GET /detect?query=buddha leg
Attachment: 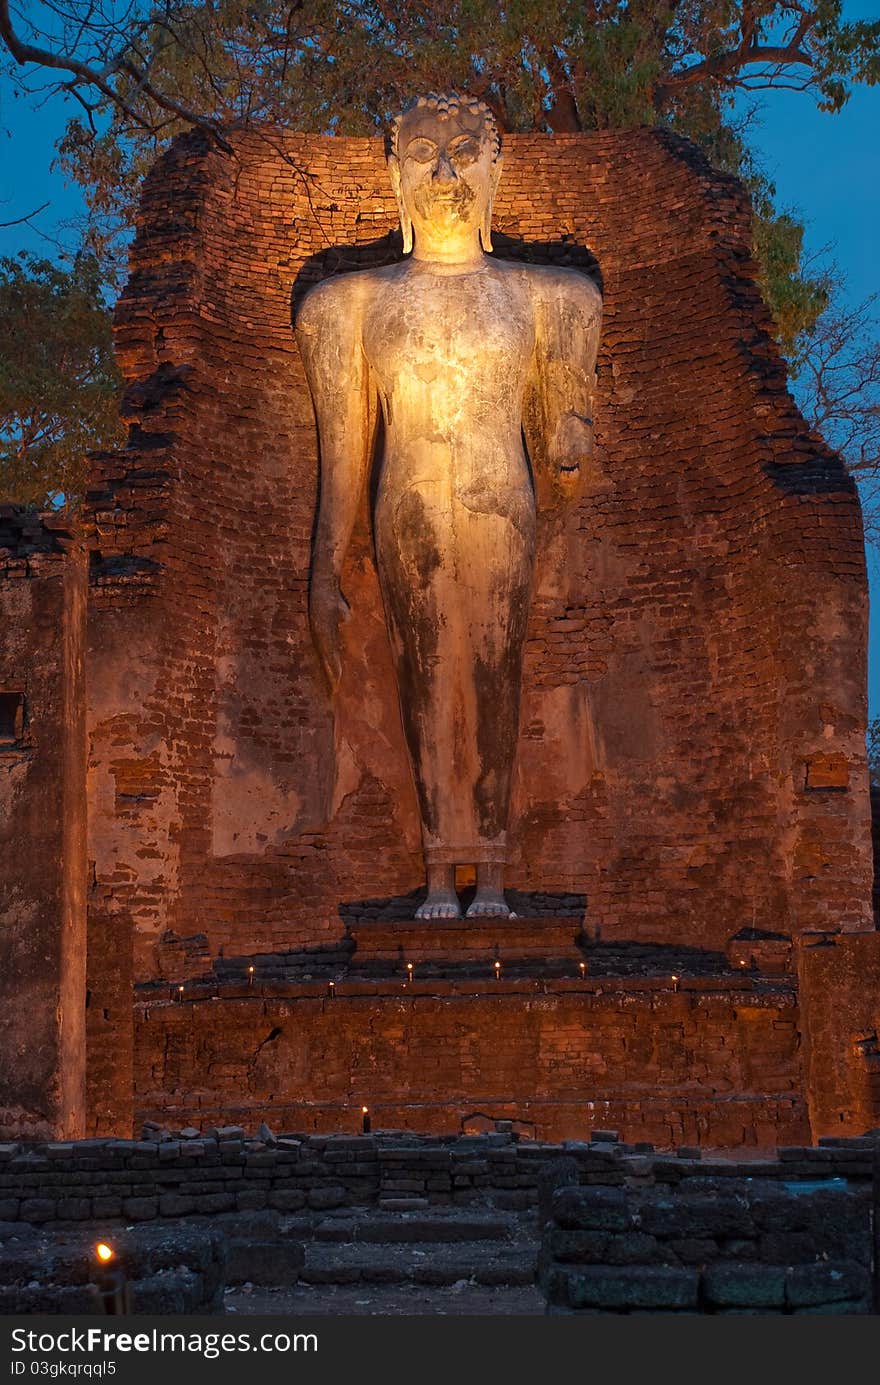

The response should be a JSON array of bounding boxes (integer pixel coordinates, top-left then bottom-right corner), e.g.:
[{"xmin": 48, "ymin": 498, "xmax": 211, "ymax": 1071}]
[
  {"xmin": 466, "ymin": 861, "xmax": 513, "ymax": 918},
  {"xmin": 376, "ymin": 480, "xmax": 534, "ymax": 896},
  {"xmin": 415, "ymin": 863, "xmax": 461, "ymax": 920}
]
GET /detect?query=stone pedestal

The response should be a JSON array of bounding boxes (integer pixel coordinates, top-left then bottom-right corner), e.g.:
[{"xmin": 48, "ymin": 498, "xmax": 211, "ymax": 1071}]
[
  {"xmin": 348, "ymin": 916, "xmax": 587, "ymax": 967},
  {"xmin": 133, "ymin": 945, "xmax": 809, "ymax": 1148}
]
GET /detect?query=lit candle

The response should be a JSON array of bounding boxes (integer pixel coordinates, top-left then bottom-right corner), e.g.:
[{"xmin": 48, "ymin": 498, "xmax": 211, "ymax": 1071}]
[
  {"xmin": 177, "ymin": 985, "xmax": 184, "ymax": 1002},
  {"xmin": 94, "ymin": 1242, "xmax": 127, "ymax": 1315},
  {"xmin": 671, "ymin": 974, "xmax": 679, "ymax": 992},
  {"xmin": 328, "ymin": 979, "xmax": 336, "ymax": 998},
  {"xmin": 494, "ymin": 959, "xmax": 501, "ymax": 980},
  {"xmin": 579, "ymin": 961, "xmax": 586, "ymax": 979},
  {"xmin": 362, "ymin": 1105, "xmax": 371, "ymax": 1134},
  {"xmin": 248, "ymin": 965, "xmax": 255, "ymax": 986},
  {"xmin": 406, "ymin": 962, "xmax": 414, "ymax": 983}
]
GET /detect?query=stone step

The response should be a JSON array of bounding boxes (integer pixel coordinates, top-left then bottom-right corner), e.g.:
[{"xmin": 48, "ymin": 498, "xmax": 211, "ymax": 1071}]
[
  {"xmin": 311, "ymin": 1213, "xmax": 516, "ymax": 1243},
  {"xmin": 300, "ymin": 1240, "xmax": 537, "ymax": 1288},
  {"xmin": 224, "ymin": 1281, "xmax": 547, "ymax": 1316}
]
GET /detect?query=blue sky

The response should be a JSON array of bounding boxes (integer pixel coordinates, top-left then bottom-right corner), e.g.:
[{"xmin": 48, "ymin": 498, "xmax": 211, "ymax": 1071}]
[
  {"xmin": 1, "ymin": 8, "xmax": 878, "ymax": 714},
  {"xmin": 728, "ymin": 61, "xmax": 880, "ymax": 716}
]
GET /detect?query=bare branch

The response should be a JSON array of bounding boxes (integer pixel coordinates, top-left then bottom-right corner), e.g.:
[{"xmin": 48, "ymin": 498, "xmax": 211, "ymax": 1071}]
[
  {"xmin": 0, "ymin": 200, "xmax": 50, "ymax": 228},
  {"xmin": 795, "ymin": 288, "xmax": 880, "ymax": 483},
  {"xmin": 657, "ymin": 41, "xmax": 815, "ymax": 106},
  {"xmin": 0, "ymin": 0, "xmax": 232, "ymax": 149}
]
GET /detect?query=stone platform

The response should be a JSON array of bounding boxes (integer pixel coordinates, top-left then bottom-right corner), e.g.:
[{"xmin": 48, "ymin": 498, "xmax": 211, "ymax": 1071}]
[
  {"xmin": 120, "ymin": 929, "xmax": 879, "ymax": 1148},
  {"xmin": 133, "ymin": 962, "xmax": 808, "ymax": 1147},
  {"xmin": 347, "ymin": 916, "xmax": 587, "ymax": 966}
]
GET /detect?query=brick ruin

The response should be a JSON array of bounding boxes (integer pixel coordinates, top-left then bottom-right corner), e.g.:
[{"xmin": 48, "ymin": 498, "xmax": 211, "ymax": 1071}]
[
  {"xmin": 3, "ymin": 1131, "xmax": 877, "ymax": 1314},
  {"xmin": 0, "ymin": 127, "xmax": 876, "ymax": 1146}
]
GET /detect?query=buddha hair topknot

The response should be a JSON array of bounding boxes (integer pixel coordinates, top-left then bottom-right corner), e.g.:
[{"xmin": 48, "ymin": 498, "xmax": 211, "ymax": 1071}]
[{"xmin": 386, "ymin": 92, "xmax": 502, "ymax": 162}]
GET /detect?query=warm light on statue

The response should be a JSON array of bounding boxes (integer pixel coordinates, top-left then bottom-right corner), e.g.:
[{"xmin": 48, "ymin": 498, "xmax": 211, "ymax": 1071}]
[{"xmin": 297, "ymin": 92, "xmax": 602, "ymax": 921}]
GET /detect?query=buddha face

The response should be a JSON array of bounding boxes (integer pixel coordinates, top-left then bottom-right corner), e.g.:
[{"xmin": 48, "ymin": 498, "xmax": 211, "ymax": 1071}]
[{"xmin": 388, "ymin": 103, "xmax": 501, "ymax": 253}]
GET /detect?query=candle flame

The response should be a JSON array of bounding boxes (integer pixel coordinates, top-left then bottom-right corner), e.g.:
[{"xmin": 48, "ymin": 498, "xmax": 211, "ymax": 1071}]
[
  {"xmin": 95, "ymin": 1242, "xmax": 114, "ymax": 1263},
  {"xmin": 362, "ymin": 1105, "xmax": 369, "ymax": 1114}
]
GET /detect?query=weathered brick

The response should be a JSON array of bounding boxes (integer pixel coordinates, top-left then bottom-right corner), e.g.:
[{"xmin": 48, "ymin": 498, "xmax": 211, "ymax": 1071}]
[{"xmin": 702, "ymin": 1263, "xmax": 786, "ymax": 1309}]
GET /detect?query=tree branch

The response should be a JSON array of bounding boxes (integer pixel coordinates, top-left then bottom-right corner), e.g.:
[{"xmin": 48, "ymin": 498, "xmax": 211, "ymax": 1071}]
[
  {"xmin": 0, "ymin": 200, "xmax": 50, "ymax": 228},
  {"xmin": 544, "ymin": 46, "xmax": 582, "ymax": 133},
  {"xmin": 655, "ymin": 40, "xmax": 815, "ymax": 107},
  {"xmin": 0, "ymin": 0, "xmax": 233, "ymax": 150}
]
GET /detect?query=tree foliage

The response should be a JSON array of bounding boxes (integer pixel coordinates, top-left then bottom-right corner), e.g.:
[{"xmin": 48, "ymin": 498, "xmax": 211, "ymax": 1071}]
[
  {"xmin": 4, "ymin": 1, "xmax": 880, "ymax": 139},
  {"xmin": 0, "ymin": 253, "xmax": 124, "ymax": 506}
]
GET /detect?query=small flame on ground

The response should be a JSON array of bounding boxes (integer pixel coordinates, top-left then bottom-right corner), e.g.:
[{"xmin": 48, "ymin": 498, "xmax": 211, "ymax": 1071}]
[{"xmin": 95, "ymin": 1242, "xmax": 113, "ymax": 1263}]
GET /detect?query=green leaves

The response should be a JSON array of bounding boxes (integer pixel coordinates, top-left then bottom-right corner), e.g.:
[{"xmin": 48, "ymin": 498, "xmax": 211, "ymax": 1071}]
[
  {"xmin": 0, "ymin": 253, "xmax": 124, "ymax": 508},
  {"xmin": 753, "ymin": 209, "xmax": 831, "ymax": 359}
]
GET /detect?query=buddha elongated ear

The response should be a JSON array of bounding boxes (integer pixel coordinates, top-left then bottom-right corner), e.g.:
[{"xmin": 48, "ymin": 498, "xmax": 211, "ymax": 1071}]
[
  {"xmin": 387, "ymin": 154, "xmax": 413, "ymax": 255},
  {"xmin": 479, "ymin": 154, "xmax": 503, "ymax": 253}
]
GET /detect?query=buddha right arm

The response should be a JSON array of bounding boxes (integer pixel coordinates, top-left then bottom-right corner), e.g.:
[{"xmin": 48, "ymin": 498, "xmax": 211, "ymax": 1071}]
[
  {"xmin": 524, "ymin": 268, "xmax": 603, "ymax": 509},
  {"xmin": 295, "ymin": 278, "xmax": 374, "ymax": 694}
]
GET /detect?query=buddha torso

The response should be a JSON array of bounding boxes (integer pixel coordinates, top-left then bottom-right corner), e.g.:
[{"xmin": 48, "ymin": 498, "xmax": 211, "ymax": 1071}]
[{"xmin": 362, "ymin": 257, "xmax": 536, "ymax": 528}]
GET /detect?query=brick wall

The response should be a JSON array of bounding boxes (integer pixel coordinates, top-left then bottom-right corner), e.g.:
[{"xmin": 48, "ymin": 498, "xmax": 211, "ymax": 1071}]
[
  {"xmin": 2, "ymin": 127, "xmax": 870, "ymax": 1142},
  {"xmin": 74, "ymin": 128, "xmax": 873, "ymax": 1137},
  {"xmin": 540, "ymin": 1176, "xmax": 873, "ymax": 1313},
  {"xmin": 130, "ymin": 976, "xmax": 808, "ymax": 1147},
  {"xmin": 85, "ymin": 128, "xmax": 871, "ymax": 995},
  {"xmin": 0, "ymin": 1129, "xmax": 873, "ymax": 1227},
  {"xmin": 0, "ymin": 510, "xmax": 88, "ymax": 1138},
  {"xmin": 797, "ymin": 931, "xmax": 880, "ymax": 1136}
]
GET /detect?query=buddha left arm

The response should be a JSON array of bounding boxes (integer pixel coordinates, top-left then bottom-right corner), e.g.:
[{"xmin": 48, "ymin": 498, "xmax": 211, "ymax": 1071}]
[{"xmin": 524, "ymin": 270, "xmax": 603, "ymax": 506}]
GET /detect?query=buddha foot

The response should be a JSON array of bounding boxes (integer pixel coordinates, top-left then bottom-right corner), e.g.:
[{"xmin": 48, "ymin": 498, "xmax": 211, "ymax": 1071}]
[
  {"xmin": 466, "ymin": 891, "xmax": 514, "ymax": 918},
  {"xmin": 415, "ymin": 891, "xmax": 462, "ymax": 919}
]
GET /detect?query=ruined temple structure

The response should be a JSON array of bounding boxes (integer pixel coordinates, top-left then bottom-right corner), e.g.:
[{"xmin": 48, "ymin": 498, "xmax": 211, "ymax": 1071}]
[{"xmin": 1, "ymin": 127, "xmax": 878, "ymax": 1146}]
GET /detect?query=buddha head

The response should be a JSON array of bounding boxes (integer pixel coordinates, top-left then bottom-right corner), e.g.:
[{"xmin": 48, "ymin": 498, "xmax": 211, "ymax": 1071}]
[{"xmin": 386, "ymin": 92, "xmax": 503, "ymax": 255}]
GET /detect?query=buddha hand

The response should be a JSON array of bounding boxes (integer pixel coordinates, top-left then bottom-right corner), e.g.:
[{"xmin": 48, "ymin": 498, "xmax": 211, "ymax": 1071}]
[{"xmin": 553, "ymin": 410, "xmax": 596, "ymax": 499}]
